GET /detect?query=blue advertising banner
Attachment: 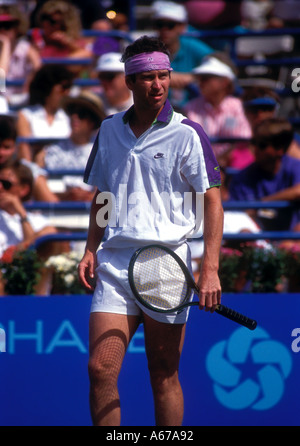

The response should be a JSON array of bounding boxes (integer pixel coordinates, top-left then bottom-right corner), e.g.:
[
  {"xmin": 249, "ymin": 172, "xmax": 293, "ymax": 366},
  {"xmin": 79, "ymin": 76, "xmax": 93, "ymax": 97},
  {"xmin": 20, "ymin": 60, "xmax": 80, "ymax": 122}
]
[{"xmin": 0, "ymin": 293, "xmax": 299, "ymax": 426}]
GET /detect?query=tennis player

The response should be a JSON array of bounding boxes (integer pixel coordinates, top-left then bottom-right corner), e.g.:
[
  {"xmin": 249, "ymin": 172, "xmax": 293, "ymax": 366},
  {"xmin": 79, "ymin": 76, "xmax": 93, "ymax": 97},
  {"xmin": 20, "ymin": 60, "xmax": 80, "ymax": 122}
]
[{"xmin": 78, "ymin": 36, "xmax": 224, "ymax": 426}]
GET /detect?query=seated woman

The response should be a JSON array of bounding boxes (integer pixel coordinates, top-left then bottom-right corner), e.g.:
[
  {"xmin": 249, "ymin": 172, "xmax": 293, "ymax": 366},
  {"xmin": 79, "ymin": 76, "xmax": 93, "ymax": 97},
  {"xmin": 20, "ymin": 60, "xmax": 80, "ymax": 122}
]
[
  {"xmin": 183, "ymin": 52, "xmax": 253, "ymax": 169},
  {"xmin": 16, "ymin": 64, "xmax": 74, "ymax": 162},
  {"xmin": 0, "ymin": 114, "xmax": 58, "ymax": 202},
  {"xmin": 30, "ymin": 0, "xmax": 92, "ymax": 60},
  {"xmin": 0, "ymin": 3, "xmax": 42, "ymax": 106},
  {"xmin": 242, "ymin": 85, "xmax": 300, "ymax": 160},
  {"xmin": 0, "ymin": 160, "xmax": 65, "ymax": 294},
  {"xmin": 36, "ymin": 90, "xmax": 106, "ymax": 201}
]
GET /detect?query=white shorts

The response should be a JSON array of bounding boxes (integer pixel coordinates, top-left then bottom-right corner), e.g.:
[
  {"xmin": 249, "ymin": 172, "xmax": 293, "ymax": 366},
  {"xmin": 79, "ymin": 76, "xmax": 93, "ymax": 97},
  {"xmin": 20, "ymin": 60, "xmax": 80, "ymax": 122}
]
[{"xmin": 90, "ymin": 243, "xmax": 193, "ymax": 324}]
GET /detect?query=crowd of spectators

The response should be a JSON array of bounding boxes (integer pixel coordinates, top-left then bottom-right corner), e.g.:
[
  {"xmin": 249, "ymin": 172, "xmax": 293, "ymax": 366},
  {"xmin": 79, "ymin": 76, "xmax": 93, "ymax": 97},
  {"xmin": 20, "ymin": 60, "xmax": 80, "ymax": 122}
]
[{"xmin": 0, "ymin": 0, "xmax": 300, "ymax": 294}]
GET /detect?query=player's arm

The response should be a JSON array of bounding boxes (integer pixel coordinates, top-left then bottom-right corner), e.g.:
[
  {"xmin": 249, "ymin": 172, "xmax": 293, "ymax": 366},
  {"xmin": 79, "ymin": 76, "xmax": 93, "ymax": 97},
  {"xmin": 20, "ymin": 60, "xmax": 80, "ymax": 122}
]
[
  {"xmin": 197, "ymin": 186, "xmax": 224, "ymax": 312},
  {"xmin": 78, "ymin": 189, "xmax": 106, "ymax": 290}
]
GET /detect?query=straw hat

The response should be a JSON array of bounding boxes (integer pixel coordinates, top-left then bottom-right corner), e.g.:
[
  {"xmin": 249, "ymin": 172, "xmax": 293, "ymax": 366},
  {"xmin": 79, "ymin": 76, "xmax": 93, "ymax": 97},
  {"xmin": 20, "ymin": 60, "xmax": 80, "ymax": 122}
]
[{"xmin": 62, "ymin": 90, "xmax": 106, "ymax": 121}]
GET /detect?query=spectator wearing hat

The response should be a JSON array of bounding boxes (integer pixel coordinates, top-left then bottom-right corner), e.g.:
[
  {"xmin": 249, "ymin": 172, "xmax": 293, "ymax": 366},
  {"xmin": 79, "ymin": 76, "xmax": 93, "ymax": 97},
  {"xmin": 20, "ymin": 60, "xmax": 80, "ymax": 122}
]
[
  {"xmin": 95, "ymin": 52, "xmax": 133, "ymax": 116},
  {"xmin": 152, "ymin": 1, "xmax": 214, "ymax": 110},
  {"xmin": 229, "ymin": 117, "xmax": 300, "ymax": 237},
  {"xmin": 242, "ymin": 87, "xmax": 280, "ymax": 129},
  {"xmin": 183, "ymin": 53, "xmax": 253, "ymax": 168},
  {"xmin": 242, "ymin": 86, "xmax": 300, "ymax": 160},
  {"xmin": 37, "ymin": 90, "xmax": 106, "ymax": 201}
]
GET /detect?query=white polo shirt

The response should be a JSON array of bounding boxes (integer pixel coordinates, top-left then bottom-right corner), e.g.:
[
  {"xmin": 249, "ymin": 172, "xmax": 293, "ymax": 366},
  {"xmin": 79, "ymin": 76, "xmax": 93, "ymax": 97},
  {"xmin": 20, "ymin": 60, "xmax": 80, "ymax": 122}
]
[{"xmin": 84, "ymin": 100, "xmax": 221, "ymax": 249}]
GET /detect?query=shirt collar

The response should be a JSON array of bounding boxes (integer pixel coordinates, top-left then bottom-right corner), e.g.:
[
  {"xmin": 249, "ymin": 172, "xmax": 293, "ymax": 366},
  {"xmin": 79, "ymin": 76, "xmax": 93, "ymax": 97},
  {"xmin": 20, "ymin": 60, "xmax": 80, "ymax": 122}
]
[{"xmin": 123, "ymin": 100, "xmax": 174, "ymax": 125}]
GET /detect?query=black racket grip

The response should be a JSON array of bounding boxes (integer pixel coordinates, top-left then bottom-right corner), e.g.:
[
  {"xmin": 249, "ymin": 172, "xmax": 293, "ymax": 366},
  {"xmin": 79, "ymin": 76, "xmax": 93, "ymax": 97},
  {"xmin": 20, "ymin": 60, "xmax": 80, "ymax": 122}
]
[{"xmin": 216, "ymin": 304, "xmax": 257, "ymax": 330}]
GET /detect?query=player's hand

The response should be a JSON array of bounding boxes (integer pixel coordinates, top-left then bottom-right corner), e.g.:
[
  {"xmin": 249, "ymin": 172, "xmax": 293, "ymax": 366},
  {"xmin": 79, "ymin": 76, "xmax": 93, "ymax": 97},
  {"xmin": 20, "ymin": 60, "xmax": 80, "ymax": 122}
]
[
  {"xmin": 78, "ymin": 249, "xmax": 97, "ymax": 291},
  {"xmin": 196, "ymin": 269, "xmax": 221, "ymax": 313}
]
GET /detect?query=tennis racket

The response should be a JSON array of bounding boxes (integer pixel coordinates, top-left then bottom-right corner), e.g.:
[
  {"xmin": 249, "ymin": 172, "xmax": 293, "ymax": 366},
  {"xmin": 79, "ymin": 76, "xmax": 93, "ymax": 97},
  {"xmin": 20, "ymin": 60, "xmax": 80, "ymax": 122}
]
[{"xmin": 128, "ymin": 244, "xmax": 257, "ymax": 330}]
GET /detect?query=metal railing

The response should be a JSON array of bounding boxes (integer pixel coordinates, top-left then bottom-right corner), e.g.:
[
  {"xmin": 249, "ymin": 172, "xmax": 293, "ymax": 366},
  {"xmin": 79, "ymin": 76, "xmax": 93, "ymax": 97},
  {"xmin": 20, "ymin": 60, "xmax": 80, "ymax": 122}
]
[
  {"xmin": 6, "ymin": 26, "xmax": 300, "ymax": 89},
  {"xmin": 25, "ymin": 199, "xmax": 298, "ymax": 213},
  {"xmin": 32, "ymin": 228, "xmax": 300, "ymax": 250},
  {"xmin": 29, "ymin": 197, "xmax": 300, "ymax": 248}
]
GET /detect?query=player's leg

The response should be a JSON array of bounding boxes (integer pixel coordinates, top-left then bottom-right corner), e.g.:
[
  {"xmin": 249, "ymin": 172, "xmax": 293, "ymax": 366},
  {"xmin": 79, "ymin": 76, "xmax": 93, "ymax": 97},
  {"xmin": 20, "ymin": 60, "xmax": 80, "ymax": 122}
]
[
  {"xmin": 88, "ymin": 311, "xmax": 141, "ymax": 426},
  {"xmin": 143, "ymin": 313, "xmax": 186, "ymax": 426}
]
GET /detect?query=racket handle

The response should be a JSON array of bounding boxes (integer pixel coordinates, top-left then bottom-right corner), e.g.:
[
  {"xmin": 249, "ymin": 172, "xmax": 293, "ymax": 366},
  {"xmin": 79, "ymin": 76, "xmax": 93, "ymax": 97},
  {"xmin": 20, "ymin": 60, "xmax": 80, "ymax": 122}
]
[{"xmin": 216, "ymin": 304, "xmax": 257, "ymax": 330}]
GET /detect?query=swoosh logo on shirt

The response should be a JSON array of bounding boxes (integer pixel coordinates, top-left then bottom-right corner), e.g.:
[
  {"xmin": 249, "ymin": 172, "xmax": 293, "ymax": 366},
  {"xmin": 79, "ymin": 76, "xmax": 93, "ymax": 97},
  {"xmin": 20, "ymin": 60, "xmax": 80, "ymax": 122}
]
[{"xmin": 154, "ymin": 153, "xmax": 164, "ymax": 159}]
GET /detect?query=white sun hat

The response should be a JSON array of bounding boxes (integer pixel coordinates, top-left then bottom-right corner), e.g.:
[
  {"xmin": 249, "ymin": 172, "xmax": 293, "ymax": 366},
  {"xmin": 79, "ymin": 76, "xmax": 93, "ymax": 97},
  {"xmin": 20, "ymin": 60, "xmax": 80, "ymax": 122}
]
[
  {"xmin": 193, "ymin": 56, "xmax": 236, "ymax": 80},
  {"xmin": 152, "ymin": 1, "xmax": 188, "ymax": 23},
  {"xmin": 96, "ymin": 52, "xmax": 124, "ymax": 73}
]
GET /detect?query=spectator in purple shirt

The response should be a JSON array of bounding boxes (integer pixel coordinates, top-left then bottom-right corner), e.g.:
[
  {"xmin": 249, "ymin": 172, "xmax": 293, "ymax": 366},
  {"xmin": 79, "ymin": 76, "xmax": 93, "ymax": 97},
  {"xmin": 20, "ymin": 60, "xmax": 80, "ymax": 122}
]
[{"xmin": 229, "ymin": 117, "xmax": 300, "ymax": 233}]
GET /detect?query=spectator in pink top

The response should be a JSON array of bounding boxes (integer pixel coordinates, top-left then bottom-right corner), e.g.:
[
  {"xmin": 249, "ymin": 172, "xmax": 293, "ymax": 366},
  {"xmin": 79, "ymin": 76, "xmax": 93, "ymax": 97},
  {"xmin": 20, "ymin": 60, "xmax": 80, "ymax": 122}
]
[{"xmin": 183, "ymin": 53, "xmax": 253, "ymax": 168}]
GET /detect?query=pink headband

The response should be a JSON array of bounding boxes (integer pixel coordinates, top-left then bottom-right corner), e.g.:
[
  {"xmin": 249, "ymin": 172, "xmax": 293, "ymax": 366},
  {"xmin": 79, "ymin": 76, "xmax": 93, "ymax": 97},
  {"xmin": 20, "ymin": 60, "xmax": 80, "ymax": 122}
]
[{"xmin": 124, "ymin": 52, "xmax": 173, "ymax": 76}]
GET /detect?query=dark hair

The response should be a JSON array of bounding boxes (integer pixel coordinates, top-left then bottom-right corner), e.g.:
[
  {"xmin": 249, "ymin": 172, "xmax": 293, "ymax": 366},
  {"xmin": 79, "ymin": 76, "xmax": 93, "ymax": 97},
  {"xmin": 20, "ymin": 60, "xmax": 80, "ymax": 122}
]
[
  {"xmin": 0, "ymin": 116, "xmax": 17, "ymax": 142},
  {"xmin": 29, "ymin": 64, "xmax": 74, "ymax": 105},
  {"xmin": 1, "ymin": 159, "xmax": 33, "ymax": 201},
  {"xmin": 252, "ymin": 118, "xmax": 294, "ymax": 153},
  {"xmin": 121, "ymin": 35, "xmax": 170, "ymax": 62}
]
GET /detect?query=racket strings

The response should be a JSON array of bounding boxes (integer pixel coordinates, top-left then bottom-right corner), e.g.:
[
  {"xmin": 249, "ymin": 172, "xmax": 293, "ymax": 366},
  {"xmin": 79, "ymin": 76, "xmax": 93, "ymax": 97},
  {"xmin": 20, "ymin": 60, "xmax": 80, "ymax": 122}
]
[{"xmin": 133, "ymin": 247, "xmax": 189, "ymax": 310}]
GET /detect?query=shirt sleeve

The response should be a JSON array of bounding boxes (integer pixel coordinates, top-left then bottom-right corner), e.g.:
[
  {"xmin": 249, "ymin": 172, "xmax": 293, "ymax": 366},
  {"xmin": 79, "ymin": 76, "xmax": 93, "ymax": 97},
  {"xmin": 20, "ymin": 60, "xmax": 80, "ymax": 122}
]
[
  {"xmin": 83, "ymin": 131, "xmax": 105, "ymax": 191},
  {"xmin": 84, "ymin": 118, "xmax": 112, "ymax": 191},
  {"xmin": 181, "ymin": 118, "xmax": 221, "ymax": 189}
]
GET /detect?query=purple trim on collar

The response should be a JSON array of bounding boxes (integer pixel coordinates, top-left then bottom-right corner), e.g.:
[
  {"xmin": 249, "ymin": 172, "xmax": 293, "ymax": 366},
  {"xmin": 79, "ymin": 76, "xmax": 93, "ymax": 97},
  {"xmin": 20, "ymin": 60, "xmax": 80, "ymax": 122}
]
[{"xmin": 155, "ymin": 100, "xmax": 174, "ymax": 123}]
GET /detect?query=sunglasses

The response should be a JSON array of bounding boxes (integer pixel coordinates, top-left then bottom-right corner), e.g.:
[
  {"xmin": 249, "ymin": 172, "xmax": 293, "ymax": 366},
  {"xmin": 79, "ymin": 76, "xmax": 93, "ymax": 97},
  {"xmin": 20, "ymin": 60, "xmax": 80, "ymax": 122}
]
[
  {"xmin": 155, "ymin": 20, "xmax": 179, "ymax": 30},
  {"xmin": 68, "ymin": 107, "xmax": 94, "ymax": 120},
  {"xmin": 98, "ymin": 72, "xmax": 119, "ymax": 82},
  {"xmin": 0, "ymin": 178, "xmax": 15, "ymax": 190},
  {"xmin": 254, "ymin": 140, "xmax": 284, "ymax": 151},
  {"xmin": 41, "ymin": 14, "xmax": 66, "ymax": 30},
  {"xmin": 0, "ymin": 21, "xmax": 18, "ymax": 30}
]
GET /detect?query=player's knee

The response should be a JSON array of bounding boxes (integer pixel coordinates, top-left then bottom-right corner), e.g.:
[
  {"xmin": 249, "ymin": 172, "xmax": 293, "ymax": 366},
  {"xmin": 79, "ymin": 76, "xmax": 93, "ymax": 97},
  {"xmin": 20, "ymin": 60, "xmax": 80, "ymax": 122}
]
[
  {"xmin": 150, "ymin": 370, "xmax": 180, "ymax": 395},
  {"xmin": 148, "ymin": 358, "xmax": 179, "ymax": 389},
  {"xmin": 88, "ymin": 357, "xmax": 119, "ymax": 386}
]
